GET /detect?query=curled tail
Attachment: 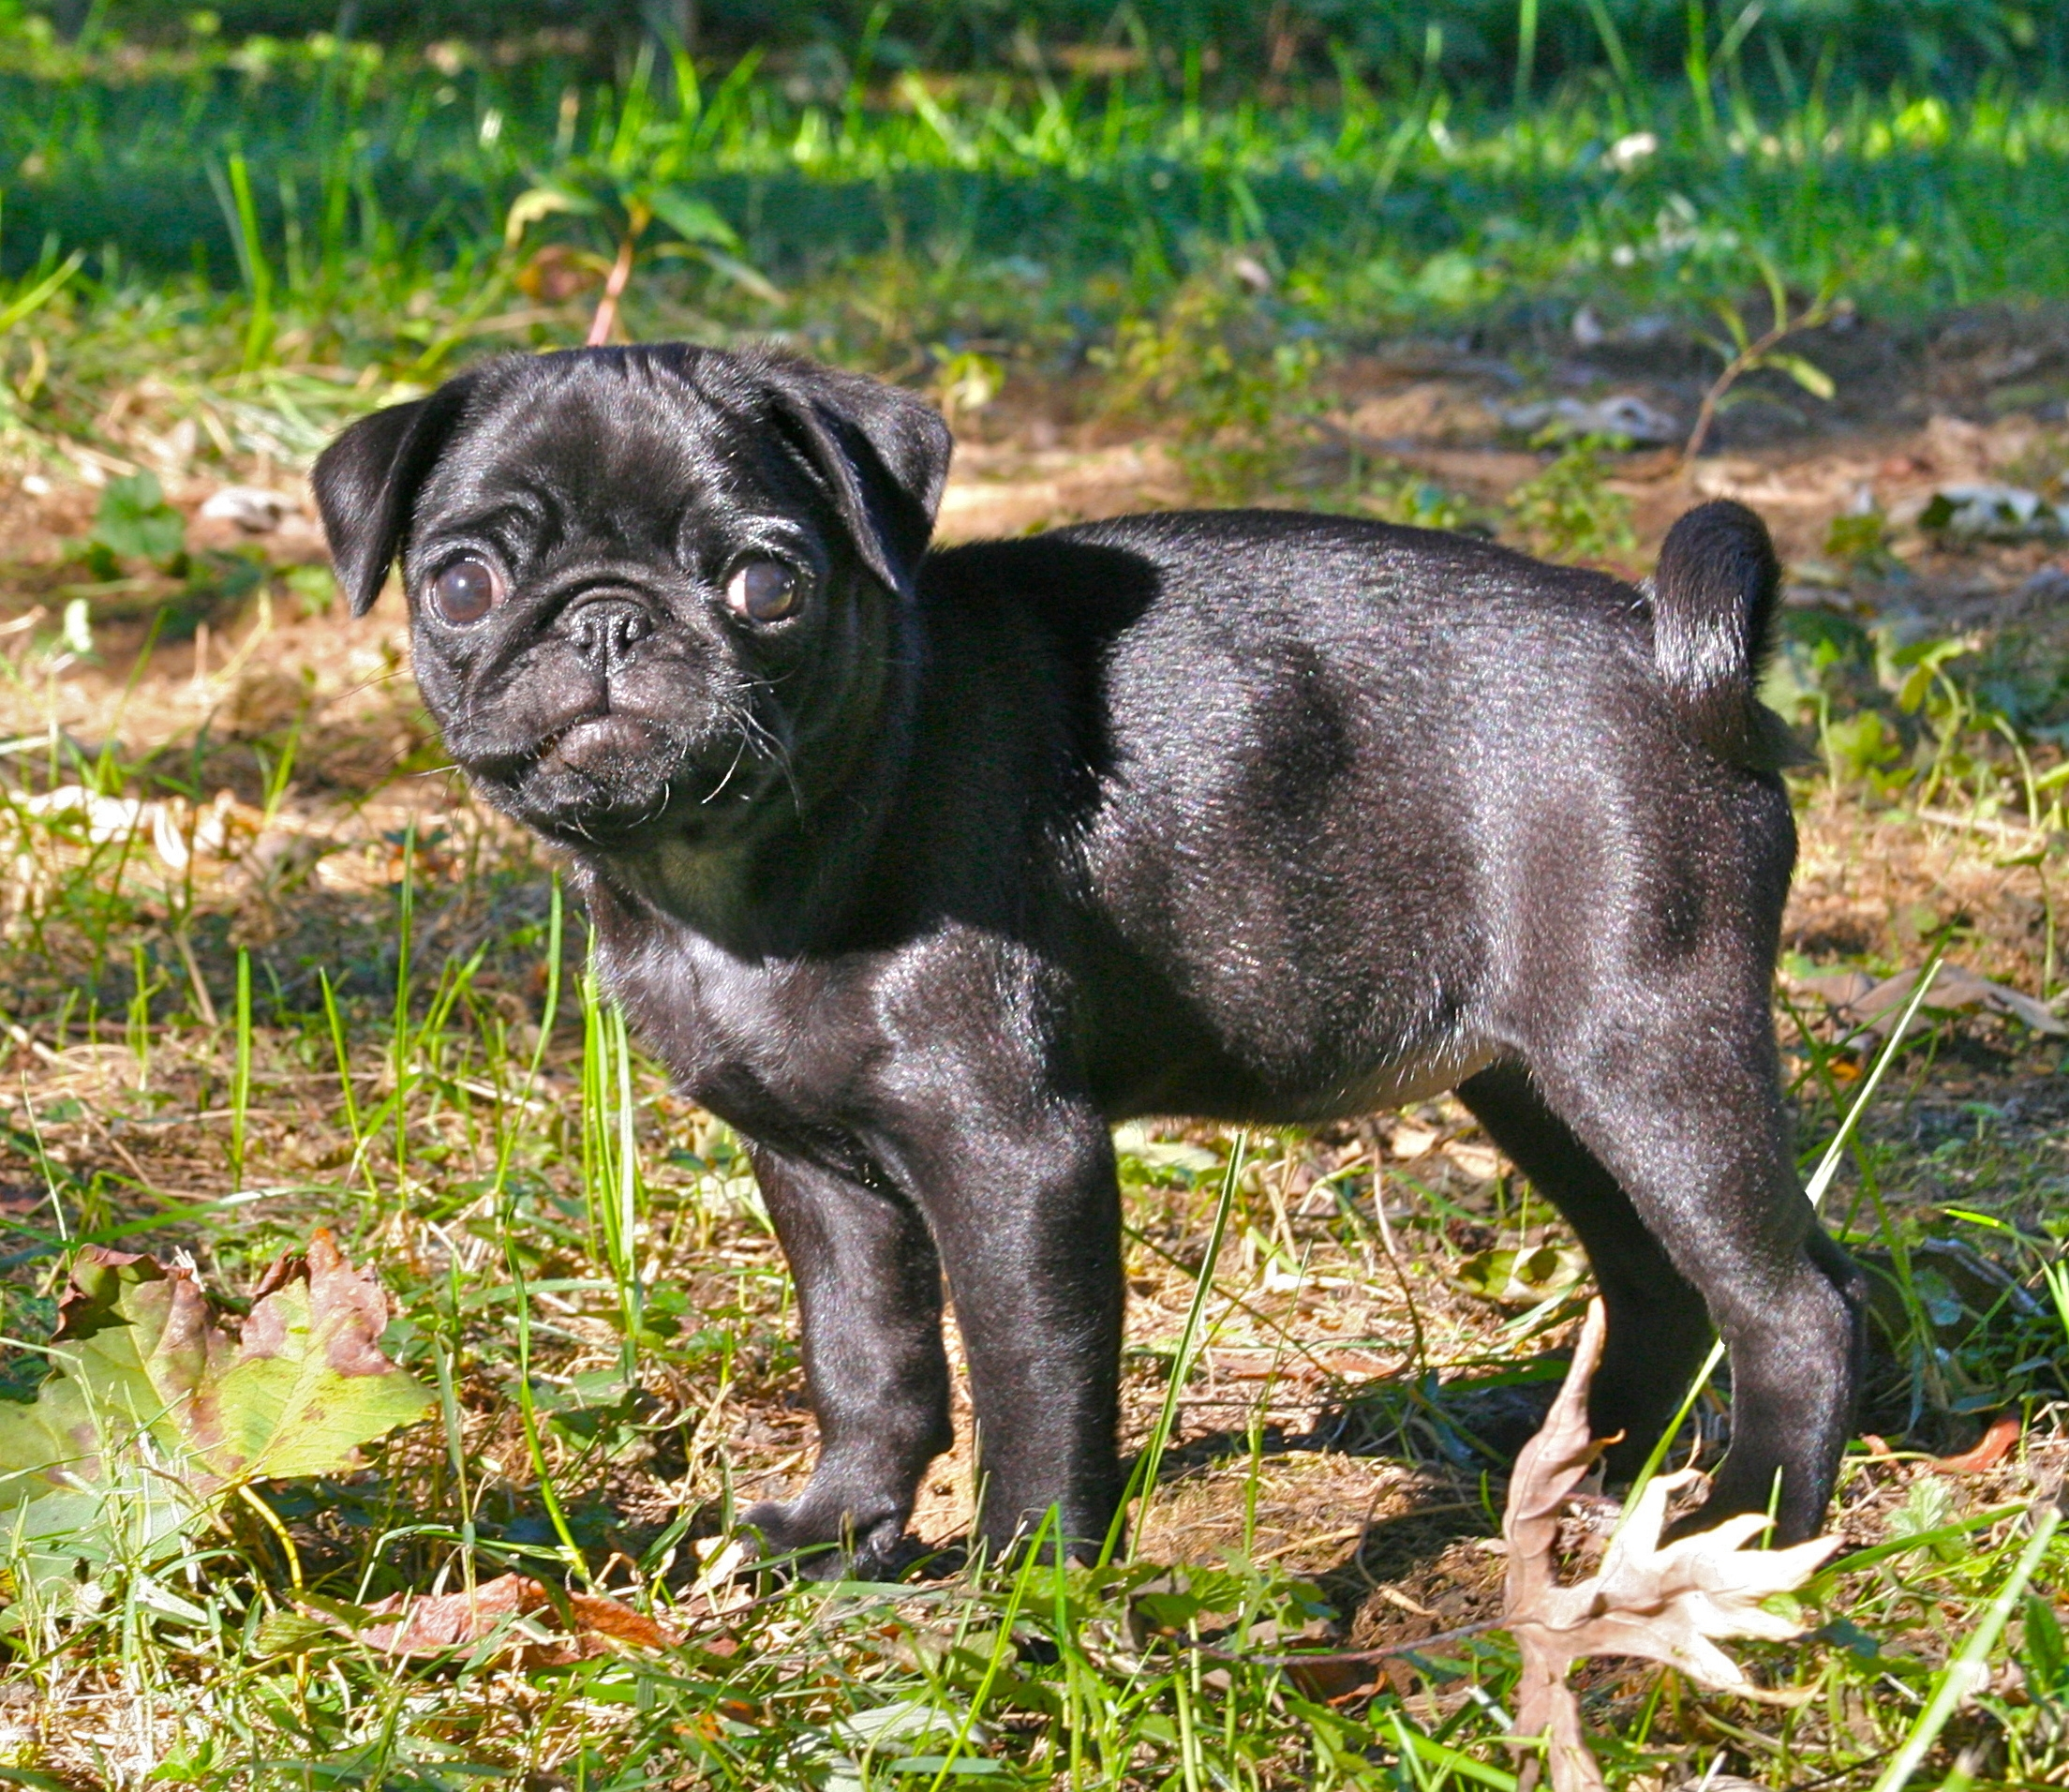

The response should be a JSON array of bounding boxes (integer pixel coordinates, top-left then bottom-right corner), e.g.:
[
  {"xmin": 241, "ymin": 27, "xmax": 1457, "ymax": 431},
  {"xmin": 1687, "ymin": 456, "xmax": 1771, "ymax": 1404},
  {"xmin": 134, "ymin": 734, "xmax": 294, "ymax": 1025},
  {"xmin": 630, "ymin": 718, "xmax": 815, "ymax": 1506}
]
[{"xmin": 1649, "ymin": 500, "xmax": 1800, "ymax": 770}]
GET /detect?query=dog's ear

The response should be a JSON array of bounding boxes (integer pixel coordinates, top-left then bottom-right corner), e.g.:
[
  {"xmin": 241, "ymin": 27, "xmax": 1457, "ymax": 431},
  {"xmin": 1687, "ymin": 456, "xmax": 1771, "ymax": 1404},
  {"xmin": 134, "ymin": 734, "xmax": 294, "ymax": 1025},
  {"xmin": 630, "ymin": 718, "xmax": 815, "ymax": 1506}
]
[
  {"xmin": 758, "ymin": 361, "xmax": 952, "ymax": 598},
  {"xmin": 311, "ymin": 375, "xmax": 480, "ymax": 617}
]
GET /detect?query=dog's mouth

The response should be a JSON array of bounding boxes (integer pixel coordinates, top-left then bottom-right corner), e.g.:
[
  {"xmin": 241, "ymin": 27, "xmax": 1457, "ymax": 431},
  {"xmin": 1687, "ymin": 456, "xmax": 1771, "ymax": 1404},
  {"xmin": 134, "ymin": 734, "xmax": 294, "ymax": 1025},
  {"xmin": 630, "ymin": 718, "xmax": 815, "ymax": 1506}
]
[
  {"xmin": 462, "ymin": 706, "xmax": 765, "ymax": 843},
  {"xmin": 536, "ymin": 712, "xmax": 663, "ymax": 772}
]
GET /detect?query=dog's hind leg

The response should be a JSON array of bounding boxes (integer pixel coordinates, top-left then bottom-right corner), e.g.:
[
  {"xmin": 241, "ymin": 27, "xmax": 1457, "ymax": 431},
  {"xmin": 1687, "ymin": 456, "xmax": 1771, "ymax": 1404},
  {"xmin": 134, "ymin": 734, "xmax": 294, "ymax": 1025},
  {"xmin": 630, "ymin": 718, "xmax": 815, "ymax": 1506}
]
[
  {"xmin": 1456, "ymin": 1060, "xmax": 1714, "ymax": 1480},
  {"xmin": 1467, "ymin": 1021, "xmax": 1866, "ymax": 1545}
]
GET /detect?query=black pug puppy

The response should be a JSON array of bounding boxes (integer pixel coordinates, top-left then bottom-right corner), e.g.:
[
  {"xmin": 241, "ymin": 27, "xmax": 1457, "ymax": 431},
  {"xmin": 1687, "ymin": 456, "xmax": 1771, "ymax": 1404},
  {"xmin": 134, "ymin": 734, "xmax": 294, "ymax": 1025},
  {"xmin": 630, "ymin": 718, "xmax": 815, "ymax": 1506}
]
[{"xmin": 314, "ymin": 342, "xmax": 1865, "ymax": 1573}]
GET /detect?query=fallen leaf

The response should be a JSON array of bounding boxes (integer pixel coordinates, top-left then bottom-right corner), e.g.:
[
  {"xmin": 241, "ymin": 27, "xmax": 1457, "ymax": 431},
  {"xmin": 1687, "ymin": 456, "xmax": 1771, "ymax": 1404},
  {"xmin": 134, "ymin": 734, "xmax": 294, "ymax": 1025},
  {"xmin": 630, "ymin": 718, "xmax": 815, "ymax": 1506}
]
[
  {"xmin": 1930, "ymin": 1412, "xmax": 2019, "ymax": 1474},
  {"xmin": 1502, "ymin": 1304, "xmax": 1616, "ymax": 1792},
  {"xmin": 1387, "ymin": 1122, "xmax": 1440, "ymax": 1159},
  {"xmin": 218, "ymin": 1232, "xmax": 436, "ymax": 1482},
  {"xmin": 10, "ymin": 784, "xmax": 268, "ymax": 873},
  {"xmin": 1443, "ymin": 1141, "xmax": 1504, "ymax": 1181},
  {"xmin": 0, "ymin": 1233, "xmax": 432, "ymax": 1589},
  {"xmin": 1794, "ymin": 963, "xmax": 2065, "ymax": 1039},
  {"xmin": 1500, "ymin": 1300, "xmax": 1843, "ymax": 1792},
  {"xmin": 1282, "ymin": 1654, "xmax": 1381, "ymax": 1703},
  {"xmin": 688, "ymin": 1534, "xmax": 756, "ymax": 1620},
  {"xmin": 1790, "ymin": 969, "xmax": 1877, "ymax": 1009},
  {"xmin": 199, "ymin": 484, "xmax": 299, "ymax": 532},
  {"xmin": 1454, "ymin": 1244, "xmax": 1587, "ymax": 1308},
  {"xmin": 1918, "ymin": 482, "xmax": 2069, "ymax": 539},
  {"xmin": 350, "ymin": 1572, "xmax": 680, "ymax": 1665},
  {"xmin": 1500, "ymin": 394, "xmax": 1682, "ymax": 446}
]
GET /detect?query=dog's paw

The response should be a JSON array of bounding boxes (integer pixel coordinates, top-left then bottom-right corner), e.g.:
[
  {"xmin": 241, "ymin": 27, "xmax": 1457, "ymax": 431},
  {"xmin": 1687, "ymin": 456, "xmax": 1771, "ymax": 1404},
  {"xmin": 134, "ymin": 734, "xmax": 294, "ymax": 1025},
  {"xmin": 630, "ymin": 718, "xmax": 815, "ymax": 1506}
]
[{"xmin": 742, "ymin": 1497, "xmax": 915, "ymax": 1582}]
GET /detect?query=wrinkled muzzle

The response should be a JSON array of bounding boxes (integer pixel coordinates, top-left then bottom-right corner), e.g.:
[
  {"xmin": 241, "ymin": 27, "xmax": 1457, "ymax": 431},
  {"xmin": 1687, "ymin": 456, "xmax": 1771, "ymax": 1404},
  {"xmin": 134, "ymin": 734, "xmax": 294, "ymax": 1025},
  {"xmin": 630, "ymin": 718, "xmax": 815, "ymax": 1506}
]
[{"xmin": 429, "ymin": 601, "xmax": 787, "ymax": 845}]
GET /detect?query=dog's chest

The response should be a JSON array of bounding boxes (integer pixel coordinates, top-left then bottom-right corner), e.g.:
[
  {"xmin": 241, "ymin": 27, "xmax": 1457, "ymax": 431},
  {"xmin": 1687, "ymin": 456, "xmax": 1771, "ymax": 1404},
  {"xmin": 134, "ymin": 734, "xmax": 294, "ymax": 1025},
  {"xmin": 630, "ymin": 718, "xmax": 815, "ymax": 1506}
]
[
  {"xmin": 595, "ymin": 927, "xmax": 851, "ymax": 1125},
  {"xmin": 588, "ymin": 904, "xmax": 1054, "ymax": 1165}
]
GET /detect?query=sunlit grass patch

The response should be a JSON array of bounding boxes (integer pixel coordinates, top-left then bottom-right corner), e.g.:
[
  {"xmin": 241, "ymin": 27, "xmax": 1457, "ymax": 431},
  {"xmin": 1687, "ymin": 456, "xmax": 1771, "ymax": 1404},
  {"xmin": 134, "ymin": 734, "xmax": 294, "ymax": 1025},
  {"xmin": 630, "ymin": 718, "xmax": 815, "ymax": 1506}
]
[{"xmin": 9, "ymin": 24, "xmax": 2069, "ymax": 496}]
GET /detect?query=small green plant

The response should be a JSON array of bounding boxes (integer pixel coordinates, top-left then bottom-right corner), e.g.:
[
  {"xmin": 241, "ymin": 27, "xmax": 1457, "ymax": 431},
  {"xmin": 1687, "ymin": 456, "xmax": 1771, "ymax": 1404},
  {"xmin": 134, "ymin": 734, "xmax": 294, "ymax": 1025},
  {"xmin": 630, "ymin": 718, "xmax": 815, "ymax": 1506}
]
[
  {"xmin": 0, "ymin": 1236, "xmax": 429, "ymax": 1602},
  {"xmin": 1360, "ymin": 466, "xmax": 1486, "ymax": 533},
  {"xmin": 1506, "ymin": 432, "xmax": 1636, "ymax": 562},
  {"xmin": 930, "ymin": 346, "xmax": 1005, "ymax": 425},
  {"xmin": 503, "ymin": 45, "xmax": 779, "ymax": 345},
  {"xmin": 89, "ymin": 470, "xmax": 186, "ymax": 572},
  {"xmin": 1683, "ymin": 252, "xmax": 1844, "ymax": 463},
  {"xmin": 1821, "ymin": 706, "xmax": 1908, "ymax": 790},
  {"xmin": 1825, "ymin": 505, "xmax": 1900, "ymax": 576},
  {"xmin": 1100, "ymin": 270, "xmax": 1323, "ymax": 500}
]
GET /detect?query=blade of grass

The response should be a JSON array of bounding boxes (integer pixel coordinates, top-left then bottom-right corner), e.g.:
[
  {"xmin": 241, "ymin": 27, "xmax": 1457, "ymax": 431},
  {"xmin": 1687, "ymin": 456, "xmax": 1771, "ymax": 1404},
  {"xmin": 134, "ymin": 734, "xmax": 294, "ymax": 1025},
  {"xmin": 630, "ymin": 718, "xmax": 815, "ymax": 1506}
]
[
  {"xmin": 126, "ymin": 941, "xmax": 151, "ymax": 1091},
  {"xmin": 391, "ymin": 818, "xmax": 415, "ymax": 1187},
  {"xmin": 505, "ymin": 1235, "xmax": 595, "ymax": 1590},
  {"xmin": 223, "ymin": 149, "xmax": 275, "ymax": 372},
  {"xmin": 1808, "ymin": 1501, "xmax": 2027, "ymax": 1585},
  {"xmin": 1513, "ymin": 0, "xmax": 1540, "ymax": 110},
  {"xmin": 1102, "ymin": 1130, "xmax": 1244, "ymax": 1566},
  {"xmin": 610, "ymin": 1000, "xmax": 644, "ymax": 1378},
  {"xmin": 923, "ymin": 1505, "xmax": 1052, "ymax": 1792},
  {"xmin": 1868, "ymin": 1501, "xmax": 2062, "ymax": 1792},
  {"xmin": 230, "ymin": 948, "xmax": 251, "ymax": 1193},
  {"xmin": 0, "ymin": 248, "xmax": 84, "ymax": 334}
]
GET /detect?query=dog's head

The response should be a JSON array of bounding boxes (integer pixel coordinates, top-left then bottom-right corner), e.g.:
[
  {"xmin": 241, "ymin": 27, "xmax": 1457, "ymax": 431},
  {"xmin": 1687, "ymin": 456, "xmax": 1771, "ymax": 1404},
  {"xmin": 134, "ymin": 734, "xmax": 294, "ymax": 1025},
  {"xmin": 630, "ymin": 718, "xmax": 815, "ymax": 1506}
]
[{"xmin": 311, "ymin": 345, "xmax": 952, "ymax": 850}]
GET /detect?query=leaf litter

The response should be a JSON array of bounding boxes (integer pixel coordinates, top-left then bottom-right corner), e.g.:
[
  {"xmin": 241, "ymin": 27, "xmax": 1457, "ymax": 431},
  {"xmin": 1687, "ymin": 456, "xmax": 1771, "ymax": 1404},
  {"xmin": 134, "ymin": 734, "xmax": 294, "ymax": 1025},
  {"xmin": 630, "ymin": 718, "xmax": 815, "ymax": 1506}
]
[
  {"xmin": 1794, "ymin": 961, "xmax": 2066, "ymax": 1042},
  {"xmin": 1498, "ymin": 1301, "xmax": 1843, "ymax": 1792},
  {"xmin": 322, "ymin": 1533, "xmax": 754, "ymax": 1665},
  {"xmin": 0, "ymin": 1231, "xmax": 431, "ymax": 1592},
  {"xmin": 347, "ymin": 1572, "xmax": 678, "ymax": 1665},
  {"xmin": 1183, "ymin": 1298, "xmax": 1848, "ymax": 1788}
]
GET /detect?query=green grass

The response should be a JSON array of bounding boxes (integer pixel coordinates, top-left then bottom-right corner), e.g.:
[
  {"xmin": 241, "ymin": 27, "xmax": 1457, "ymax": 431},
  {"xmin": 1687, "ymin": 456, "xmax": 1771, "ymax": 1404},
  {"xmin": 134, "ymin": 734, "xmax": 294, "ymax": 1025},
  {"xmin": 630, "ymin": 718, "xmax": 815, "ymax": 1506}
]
[{"xmin": 5, "ymin": 17, "xmax": 2069, "ymax": 471}]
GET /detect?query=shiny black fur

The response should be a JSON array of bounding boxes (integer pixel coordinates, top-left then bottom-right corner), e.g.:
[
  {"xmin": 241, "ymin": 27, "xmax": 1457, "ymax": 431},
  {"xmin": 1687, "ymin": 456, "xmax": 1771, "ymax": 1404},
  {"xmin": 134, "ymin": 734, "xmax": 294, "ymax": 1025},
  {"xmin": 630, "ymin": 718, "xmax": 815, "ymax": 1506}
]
[{"xmin": 314, "ymin": 343, "xmax": 1867, "ymax": 1571}]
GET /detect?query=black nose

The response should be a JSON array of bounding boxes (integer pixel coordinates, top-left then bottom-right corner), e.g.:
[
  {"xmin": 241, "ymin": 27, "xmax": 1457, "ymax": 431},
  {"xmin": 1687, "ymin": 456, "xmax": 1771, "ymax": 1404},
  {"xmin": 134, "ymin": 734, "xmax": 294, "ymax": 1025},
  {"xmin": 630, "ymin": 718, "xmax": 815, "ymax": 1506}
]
[{"xmin": 565, "ymin": 598, "xmax": 653, "ymax": 673}]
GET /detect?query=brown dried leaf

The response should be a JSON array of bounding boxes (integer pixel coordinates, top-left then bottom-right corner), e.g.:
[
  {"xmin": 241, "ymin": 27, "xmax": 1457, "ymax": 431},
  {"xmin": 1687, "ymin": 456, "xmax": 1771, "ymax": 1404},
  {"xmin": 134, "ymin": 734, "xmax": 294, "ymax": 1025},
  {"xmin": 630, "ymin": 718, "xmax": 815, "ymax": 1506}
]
[
  {"xmin": 1503, "ymin": 1300, "xmax": 1611, "ymax": 1614},
  {"xmin": 1931, "ymin": 1411, "xmax": 2020, "ymax": 1474},
  {"xmin": 1282, "ymin": 1654, "xmax": 1382, "ymax": 1704},
  {"xmin": 1529, "ymin": 1470, "xmax": 1840, "ymax": 1691},
  {"xmin": 1795, "ymin": 963, "xmax": 2065, "ymax": 1038},
  {"xmin": 350, "ymin": 1573, "xmax": 680, "ymax": 1665},
  {"xmin": 1500, "ymin": 1299, "xmax": 1842, "ymax": 1792},
  {"xmin": 1509, "ymin": 1639, "xmax": 1605, "ymax": 1792}
]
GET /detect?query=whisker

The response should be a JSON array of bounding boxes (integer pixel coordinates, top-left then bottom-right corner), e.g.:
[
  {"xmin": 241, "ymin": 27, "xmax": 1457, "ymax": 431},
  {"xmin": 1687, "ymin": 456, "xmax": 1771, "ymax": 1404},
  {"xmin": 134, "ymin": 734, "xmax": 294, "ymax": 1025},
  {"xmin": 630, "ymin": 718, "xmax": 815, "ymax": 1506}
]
[
  {"xmin": 736, "ymin": 706, "xmax": 802, "ymax": 814},
  {"xmin": 700, "ymin": 729, "xmax": 752, "ymax": 806}
]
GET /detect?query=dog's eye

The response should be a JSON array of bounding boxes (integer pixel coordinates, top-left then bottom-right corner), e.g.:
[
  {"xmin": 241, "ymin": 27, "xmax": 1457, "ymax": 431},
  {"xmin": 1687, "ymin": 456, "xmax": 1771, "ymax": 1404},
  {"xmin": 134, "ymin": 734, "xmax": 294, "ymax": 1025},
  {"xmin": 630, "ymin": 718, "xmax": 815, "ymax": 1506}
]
[
  {"xmin": 725, "ymin": 560, "xmax": 799, "ymax": 623},
  {"xmin": 431, "ymin": 558, "xmax": 502, "ymax": 626}
]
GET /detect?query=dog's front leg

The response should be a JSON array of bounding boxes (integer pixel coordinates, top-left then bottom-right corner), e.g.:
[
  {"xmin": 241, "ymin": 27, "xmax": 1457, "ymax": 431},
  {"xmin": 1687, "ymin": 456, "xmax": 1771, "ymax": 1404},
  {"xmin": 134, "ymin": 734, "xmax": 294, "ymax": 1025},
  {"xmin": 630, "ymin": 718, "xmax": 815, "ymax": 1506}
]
[
  {"xmin": 742, "ymin": 1145, "xmax": 953, "ymax": 1577},
  {"xmin": 905, "ymin": 1112, "xmax": 1127, "ymax": 1562}
]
